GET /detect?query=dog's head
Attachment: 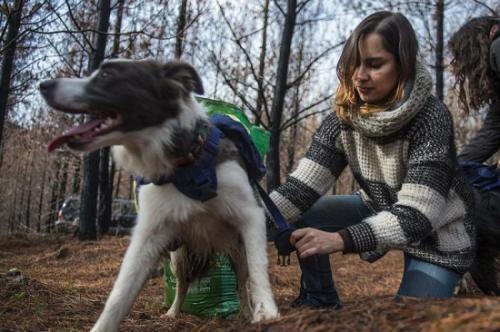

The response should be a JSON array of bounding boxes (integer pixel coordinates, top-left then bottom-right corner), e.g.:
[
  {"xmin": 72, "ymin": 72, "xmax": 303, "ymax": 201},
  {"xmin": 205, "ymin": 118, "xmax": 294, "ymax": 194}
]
[{"xmin": 40, "ymin": 59, "xmax": 204, "ymax": 153}]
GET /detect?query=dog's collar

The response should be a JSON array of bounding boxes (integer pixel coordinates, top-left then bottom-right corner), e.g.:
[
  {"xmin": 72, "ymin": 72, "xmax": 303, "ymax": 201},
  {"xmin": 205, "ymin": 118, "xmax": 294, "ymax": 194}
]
[
  {"xmin": 173, "ymin": 121, "xmax": 211, "ymax": 167},
  {"xmin": 137, "ymin": 123, "xmax": 222, "ymax": 201}
]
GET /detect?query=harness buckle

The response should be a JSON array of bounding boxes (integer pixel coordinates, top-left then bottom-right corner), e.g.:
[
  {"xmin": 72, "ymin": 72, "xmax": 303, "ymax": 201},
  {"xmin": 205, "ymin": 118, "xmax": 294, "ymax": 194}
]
[{"xmin": 277, "ymin": 254, "xmax": 291, "ymax": 266}]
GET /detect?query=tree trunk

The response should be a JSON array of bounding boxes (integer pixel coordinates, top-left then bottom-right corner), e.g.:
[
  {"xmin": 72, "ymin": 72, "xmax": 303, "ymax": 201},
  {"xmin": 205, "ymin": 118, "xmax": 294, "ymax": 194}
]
[
  {"xmin": 47, "ymin": 161, "xmax": 61, "ymax": 233},
  {"xmin": 79, "ymin": 0, "xmax": 111, "ymax": 241},
  {"xmin": 435, "ymin": 0, "xmax": 444, "ymax": 101},
  {"xmin": 72, "ymin": 156, "xmax": 82, "ymax": 194},
  {"xmin": 97, "ymin": 0, "xmax": 124, "ymax": 235},
  {"xmin": 0, "ymin": 0, "xmax": 24, "ymax": 150},
  {"xmin": 25, "ymin": 156, "xmax": 35, "ymax": 230},
  {"xmin": 266, "ymin": 0, "xmax": 297, "ymax": 191},
  {"xmin": 256, "ymin": 0, "xmax": 270, "ymax": 120},
  {"xmin": 175, "ymin": 0, "xmax": 188, "ymax": 58},
  {"xmin": 37, "ymin": 163, "xmax": 48, "ymax": 233},
  {"xmin": 286, "ymin": 40, "xmax": 303, "ymax": 174},
  {"xmin": 114, "ymin": 169, "xmax": 122, "ymax": 198}
]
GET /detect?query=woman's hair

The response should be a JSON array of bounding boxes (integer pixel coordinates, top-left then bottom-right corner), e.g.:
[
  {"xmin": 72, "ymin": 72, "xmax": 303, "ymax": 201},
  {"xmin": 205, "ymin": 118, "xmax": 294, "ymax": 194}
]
[
  {"xmin": 449, "ymin": 16, "xmax": 499, "ymax": 113},
  {"xmin": 335, "ymin": 11, "xmax": 419, "ymax": 123}
]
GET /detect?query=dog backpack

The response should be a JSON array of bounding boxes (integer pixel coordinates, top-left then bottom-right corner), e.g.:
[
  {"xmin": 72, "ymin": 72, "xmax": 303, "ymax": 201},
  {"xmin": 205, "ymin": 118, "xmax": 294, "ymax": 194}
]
[{"xmin": 163, "ymin": 98, "xmax": 270, "ymax": 318}]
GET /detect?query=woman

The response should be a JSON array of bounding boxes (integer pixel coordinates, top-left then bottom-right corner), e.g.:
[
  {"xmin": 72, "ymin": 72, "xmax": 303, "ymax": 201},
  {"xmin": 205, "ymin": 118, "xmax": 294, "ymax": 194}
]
[
  {"xmin": 449, "ymin": 16, "xmax": 500, "ymax": 162},
  {"xmin": 448, "ymin": 16, "xmax": 500, "ymax": 295},
  {"xmin": 270, "ymin": 11, "xmax": 475, "ymax": 309}
]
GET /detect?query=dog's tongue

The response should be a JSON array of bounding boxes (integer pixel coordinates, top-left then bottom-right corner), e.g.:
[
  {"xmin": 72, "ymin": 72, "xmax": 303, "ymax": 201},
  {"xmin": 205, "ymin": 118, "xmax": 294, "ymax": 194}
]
[{"xmin": 48, "ymin": 118, "xmax": 103, "ymax": 153}]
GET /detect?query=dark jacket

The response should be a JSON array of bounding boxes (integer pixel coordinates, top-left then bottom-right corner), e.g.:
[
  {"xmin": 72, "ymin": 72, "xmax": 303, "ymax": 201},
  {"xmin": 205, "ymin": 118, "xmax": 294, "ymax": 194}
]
[{"xmin": 459, "ymin": 99, "xmax": 500, "ymax": 163}]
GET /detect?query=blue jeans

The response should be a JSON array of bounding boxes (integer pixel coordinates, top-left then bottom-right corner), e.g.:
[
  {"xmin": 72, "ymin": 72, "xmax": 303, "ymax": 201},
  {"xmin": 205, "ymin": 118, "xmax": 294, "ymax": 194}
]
[{"xmin": 294, "ymin": 195, "xmax": 462, "ymax": 306}]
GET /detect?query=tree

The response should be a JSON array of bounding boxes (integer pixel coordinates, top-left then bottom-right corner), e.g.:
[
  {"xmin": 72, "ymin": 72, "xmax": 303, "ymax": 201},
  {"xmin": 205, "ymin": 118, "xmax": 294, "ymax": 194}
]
[
  {"xmin": 175, "ymin": 0, "xmax": 188, "ymax": 58},
  {"xmin": 434, "ymin": 0, "xmax": 444, "ymax": 101},
  {"xmin": 79, "ymin": 0, "xmax": 111, "ymax": 241},
  {"xmin": 97, "ymin": 0, "xmax": 125, "ymax": 235},
  {"xmin": 0, "ymin": 0, "xmax": 25, "ymax": 152},
  {"xmin": 266, "ymin": 0, "xmax": 297, "ymax": 191}
]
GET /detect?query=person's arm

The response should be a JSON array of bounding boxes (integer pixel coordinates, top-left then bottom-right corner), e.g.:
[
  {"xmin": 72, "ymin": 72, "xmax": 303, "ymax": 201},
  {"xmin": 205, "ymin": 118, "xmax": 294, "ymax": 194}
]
[
  {"xmin": 458, "ymin": 100, "xmax": 500, "ymax": 163},
  {"xmin": 269, "ymin": 113, "xmax": 347, "ymax": 222},
  {"xmin": 343, "ymin": 102, "xmax": 461, "ymax": 253}
]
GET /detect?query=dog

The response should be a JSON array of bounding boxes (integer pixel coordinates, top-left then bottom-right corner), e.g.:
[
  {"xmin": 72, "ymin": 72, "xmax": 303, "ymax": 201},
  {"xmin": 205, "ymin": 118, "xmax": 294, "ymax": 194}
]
[{"xmin": 39, "ymin": 59, "xmax": 279, "ymax": 331}]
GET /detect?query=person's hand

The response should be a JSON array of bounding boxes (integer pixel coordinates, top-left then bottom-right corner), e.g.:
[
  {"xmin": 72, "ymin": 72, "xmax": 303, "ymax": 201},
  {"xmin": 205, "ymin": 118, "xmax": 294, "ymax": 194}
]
[{"xmin": 290, "ymin": 228, "xmax": 344, "ymax": 259}]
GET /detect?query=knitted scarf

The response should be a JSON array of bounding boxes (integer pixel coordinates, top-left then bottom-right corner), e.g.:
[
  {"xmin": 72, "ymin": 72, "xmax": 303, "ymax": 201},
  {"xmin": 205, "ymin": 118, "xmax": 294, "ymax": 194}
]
[{"xmin": 350, "ymin": 63, "xmax": 433, "ymax": 137}]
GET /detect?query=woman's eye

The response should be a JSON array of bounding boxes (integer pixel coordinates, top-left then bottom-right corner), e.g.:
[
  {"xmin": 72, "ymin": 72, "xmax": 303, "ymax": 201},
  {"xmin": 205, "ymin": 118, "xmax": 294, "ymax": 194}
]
[{"xmin": 370, "ymin": 63, "xmax": 382, "ymax": 69}]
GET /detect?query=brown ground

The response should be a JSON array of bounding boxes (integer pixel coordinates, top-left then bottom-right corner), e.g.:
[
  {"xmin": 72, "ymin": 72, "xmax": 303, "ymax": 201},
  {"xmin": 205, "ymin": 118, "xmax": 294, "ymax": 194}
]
[{"xmin": 1, "ymin": 233, "xmax": 499, "ymax": 332}]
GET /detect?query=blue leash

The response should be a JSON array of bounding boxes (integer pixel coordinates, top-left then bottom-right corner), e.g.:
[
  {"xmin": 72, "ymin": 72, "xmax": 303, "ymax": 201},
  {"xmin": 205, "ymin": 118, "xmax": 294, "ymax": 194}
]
[{"xmin": 252, "ymin": 180, "xmax": 295, "ymax": 266}]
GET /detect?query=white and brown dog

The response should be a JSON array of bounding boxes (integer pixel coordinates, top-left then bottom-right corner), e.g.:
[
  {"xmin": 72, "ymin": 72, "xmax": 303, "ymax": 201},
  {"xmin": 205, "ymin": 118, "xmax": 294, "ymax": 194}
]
[{"xmin": 40, "ymin": 59, "xmax": 279, "ymax": 331}]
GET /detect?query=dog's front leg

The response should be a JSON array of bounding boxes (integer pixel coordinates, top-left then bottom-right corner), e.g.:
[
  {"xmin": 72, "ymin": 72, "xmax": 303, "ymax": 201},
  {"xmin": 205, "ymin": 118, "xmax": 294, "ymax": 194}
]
[
  {"xmin": 238, "ymin": 206, "xmax": 279, "ymax": 322},
  {"xmin": 91, "ymin": 214, "xmax": 171, "ymax": 332}
]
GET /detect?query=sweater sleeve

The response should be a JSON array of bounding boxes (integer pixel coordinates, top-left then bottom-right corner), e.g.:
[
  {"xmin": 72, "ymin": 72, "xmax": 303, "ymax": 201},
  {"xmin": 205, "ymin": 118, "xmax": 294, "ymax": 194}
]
[
  {"xmin": 458, "ymin": 100, "xmax": 500, "ymax": 163},
  {"xmin": 344, "ymin": 99, "xmax": 462, "ymax": 253},
  {"xmin": 269, "ymin": 113, "xmax": 347, "ymax": 222}
]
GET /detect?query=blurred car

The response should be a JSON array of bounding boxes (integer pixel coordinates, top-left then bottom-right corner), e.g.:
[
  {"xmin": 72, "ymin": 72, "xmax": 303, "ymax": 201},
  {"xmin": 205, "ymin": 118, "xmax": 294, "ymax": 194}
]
[
  {"xmin": 55, "ymin": 196, "xmax": 80, "ymax": 227},
  {"xmin": 55, "ymin": 196, "xmax": 137, "ymax": 233}
]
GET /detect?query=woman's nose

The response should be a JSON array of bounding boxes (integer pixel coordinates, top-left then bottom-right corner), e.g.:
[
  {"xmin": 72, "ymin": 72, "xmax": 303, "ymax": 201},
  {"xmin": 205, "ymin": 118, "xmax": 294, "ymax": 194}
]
[{"xmin": 354, "ymin": 65, "xmax": 369, "ymax": 82}]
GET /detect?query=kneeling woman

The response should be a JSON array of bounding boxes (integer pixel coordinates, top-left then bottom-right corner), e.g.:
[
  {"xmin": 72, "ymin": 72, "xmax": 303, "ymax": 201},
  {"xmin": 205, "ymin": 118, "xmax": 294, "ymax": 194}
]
[{"xmin": 270, "ymin": 11, "xmax": 475, "ymax": 308}]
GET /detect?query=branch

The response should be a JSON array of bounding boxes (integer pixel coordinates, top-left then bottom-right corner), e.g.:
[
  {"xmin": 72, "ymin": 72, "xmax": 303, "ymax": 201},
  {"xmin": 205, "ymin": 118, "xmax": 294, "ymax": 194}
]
[
  {"xmin": 286, "ymin": 40, "xmax": 344, "ymax": 89},
  {"xmin": 472, "ymin": 0, "xmax": 498, "ymax": 14},
  {"xmin": 216, "ymin": 0, "xmax": 270, "ymax": 119},
  {"xmin": 281, "ymin": 93, "xmax": 333, "ymax": 129},
  {"xmin": 297, "ymin": 0, "xmax": 314, "ymax": 14},
  {"xmin": 272, "ymin": 0, "xmax": 285, "ymax": 16},
  {"xmin": 281, "ymin": 106, "xmax": 330, "ymax": 131},
  {"xmin": 209, "ymin": 51, "xmax": 268, "ymax": 128},
  {"xmin": 64, "ymin": 0, "xmax": 94, "ymax": 50}
]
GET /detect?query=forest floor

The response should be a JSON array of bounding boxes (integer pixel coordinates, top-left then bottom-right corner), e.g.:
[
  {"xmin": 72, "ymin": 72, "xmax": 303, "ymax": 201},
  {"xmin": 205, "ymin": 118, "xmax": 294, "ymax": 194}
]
[{"xmin": 1, "ymin": 233, "xmax": 500, "ymax": 332}]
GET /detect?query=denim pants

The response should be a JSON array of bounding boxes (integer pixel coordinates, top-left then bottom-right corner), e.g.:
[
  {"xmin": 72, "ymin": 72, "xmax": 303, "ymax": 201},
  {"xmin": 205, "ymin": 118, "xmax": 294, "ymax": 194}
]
[{"xmin": 294, "ymin": 195, "xmax": 462, "ymax": 306}]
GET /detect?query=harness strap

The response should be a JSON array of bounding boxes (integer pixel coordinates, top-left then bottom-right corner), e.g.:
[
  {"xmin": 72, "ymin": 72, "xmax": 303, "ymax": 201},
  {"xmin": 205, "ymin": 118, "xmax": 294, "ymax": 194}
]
[{"xmin": 138, "ymin": 125, "xmax": 223, "ymax": 202}]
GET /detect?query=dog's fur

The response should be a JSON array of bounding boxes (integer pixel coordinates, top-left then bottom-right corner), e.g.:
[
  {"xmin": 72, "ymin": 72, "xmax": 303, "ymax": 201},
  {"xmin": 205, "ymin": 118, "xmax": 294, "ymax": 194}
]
[{"xmin": 40, "ymin": 59, "xmax": 279, "ymax": 332}]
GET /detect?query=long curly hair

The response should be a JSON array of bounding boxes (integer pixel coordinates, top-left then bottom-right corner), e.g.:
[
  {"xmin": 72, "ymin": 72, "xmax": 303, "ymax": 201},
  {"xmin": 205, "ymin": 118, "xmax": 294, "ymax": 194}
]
[
  {"xmin": 335, "ymin": 11, "xmax": 418, "ymax": 123},
  {"xmin": 449, "ymin": 16, "xmax": 500, "ymax": 113}
]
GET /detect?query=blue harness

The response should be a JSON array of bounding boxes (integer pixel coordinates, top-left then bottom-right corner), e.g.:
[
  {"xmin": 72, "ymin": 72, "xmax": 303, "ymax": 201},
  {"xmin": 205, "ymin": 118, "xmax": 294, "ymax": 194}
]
[{"xmin": 137, "ymin": 114, "xmax": 293, "ymax": 265}]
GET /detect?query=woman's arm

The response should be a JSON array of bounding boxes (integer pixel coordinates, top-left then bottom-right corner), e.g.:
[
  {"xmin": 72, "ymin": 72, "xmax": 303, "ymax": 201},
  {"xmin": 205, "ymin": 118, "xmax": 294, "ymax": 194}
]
[
  {"xmin": 459, "ymin": 100, "xmax": 500, "ymax": 163},
  {"xmin": 269, "ymin": 113, "xmax": 347, "ymax": 222}
]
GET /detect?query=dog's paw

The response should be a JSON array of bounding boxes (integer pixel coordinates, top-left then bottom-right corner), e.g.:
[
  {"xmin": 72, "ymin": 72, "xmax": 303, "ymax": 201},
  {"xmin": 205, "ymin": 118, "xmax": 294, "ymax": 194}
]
[
  {"xmin": 162, "ymin": 307, "xmax": 179, "ymax": 319},
  {"xmin": 251, "ymin": 301, "xmax": 280, "ymax": 323}
]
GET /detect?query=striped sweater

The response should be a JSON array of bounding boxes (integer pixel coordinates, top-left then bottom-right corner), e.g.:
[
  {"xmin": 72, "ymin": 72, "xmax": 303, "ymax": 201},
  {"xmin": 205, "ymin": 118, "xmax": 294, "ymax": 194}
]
[{"xmin": 270, "ymin": 65, "xmax": 475, "ymax": 273}]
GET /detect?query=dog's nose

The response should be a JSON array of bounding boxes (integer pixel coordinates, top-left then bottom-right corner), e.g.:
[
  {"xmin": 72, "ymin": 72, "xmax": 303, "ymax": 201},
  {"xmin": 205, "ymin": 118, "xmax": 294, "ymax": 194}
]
[{"xmin": 39, "ymin": 80, "xmax": 57, "ymax": 97}]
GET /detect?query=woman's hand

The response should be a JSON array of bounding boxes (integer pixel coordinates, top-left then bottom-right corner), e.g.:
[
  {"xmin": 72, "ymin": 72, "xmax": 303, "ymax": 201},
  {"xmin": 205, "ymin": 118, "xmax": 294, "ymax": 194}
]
[{"xmin": 290, "ymin": 228, "xmax": 344, "ymax": 259}]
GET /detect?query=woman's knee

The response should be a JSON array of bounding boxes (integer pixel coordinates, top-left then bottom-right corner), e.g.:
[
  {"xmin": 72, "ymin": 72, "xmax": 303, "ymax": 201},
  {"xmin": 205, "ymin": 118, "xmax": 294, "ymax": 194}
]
[{"xmin": 296, "ymin": 195, "xmax": 366, "ymax": 231}]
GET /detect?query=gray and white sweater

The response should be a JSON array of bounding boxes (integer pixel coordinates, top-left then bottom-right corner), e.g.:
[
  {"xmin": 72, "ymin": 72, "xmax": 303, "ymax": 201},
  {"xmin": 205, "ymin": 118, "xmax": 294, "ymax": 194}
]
[{"xmin": 270, "ymin": 64, "xmax": 475, "ymax": 273}]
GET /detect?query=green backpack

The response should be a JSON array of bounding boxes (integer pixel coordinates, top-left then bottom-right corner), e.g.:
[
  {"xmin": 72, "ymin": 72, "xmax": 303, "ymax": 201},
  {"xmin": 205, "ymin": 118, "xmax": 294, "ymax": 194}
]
[{"xmin": 163, "ymin": 97, "xmax": 269, "ymax": 318}]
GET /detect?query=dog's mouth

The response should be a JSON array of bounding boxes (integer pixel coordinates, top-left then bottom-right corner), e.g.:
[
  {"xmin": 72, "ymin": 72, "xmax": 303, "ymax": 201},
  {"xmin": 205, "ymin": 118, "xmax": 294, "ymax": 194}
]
[{"xmin": 48, "ymin": 112, "xmax": 122, "ymax": 153}]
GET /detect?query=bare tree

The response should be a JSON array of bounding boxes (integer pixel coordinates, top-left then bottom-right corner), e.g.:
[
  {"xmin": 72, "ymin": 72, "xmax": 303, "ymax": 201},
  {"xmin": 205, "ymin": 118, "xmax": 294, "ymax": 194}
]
[
  {"xmin": 79, "ymin": 0, "xmax": 112, "ymax": 241},
  {"xmin": 0, "ymin": 0, "xmax": 25, "ymax": 152},
  {"xmin": 267, "ymin": 0, "xmax": 297, "ymax": 191},
  {"xmin": 175, "ymin": 0, "xmax": 188, "ymax": 58},
  {"xmin": 435, "ymin": 0, "xmax": 444, "ymax": 101},
  {"xmin": 97, "ymin": 0, "xmax": 125, "ymax": 235}
]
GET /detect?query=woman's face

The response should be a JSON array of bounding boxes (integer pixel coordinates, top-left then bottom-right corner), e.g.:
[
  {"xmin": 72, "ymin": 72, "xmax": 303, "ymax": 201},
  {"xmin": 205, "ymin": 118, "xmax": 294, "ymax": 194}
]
[{"xmin": 352, "ymin": 32, "xmax": 399, "ymax": 104}]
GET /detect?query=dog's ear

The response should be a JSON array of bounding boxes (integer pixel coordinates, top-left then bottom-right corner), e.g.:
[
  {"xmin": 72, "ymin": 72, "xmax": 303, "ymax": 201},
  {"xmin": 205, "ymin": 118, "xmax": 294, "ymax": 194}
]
[{"xmin": 163, "ymin": 61, "xmax": 204, "ymax": 95}]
